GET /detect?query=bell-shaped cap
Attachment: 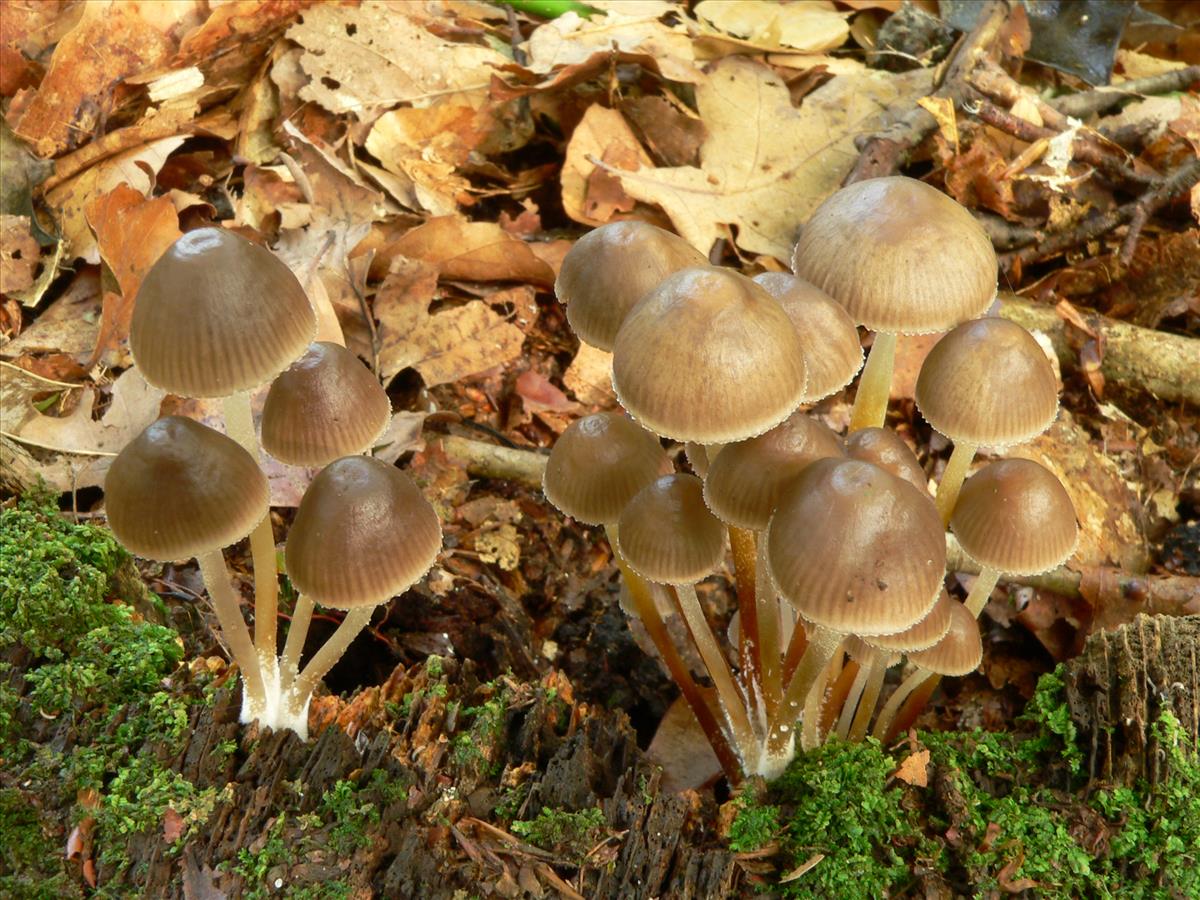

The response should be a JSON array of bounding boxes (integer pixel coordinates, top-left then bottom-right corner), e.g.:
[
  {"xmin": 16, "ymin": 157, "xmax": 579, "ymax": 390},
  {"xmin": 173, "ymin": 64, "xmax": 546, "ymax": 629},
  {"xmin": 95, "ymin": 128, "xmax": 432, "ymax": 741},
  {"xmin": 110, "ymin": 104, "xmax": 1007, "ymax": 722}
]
[
  {"xmin": 261, "ymin": 342, "xmax": 391, "ymax": 466},
  {"xmin": 766, "ymin": 458, "xmax": 944, "ymax": 635},
  {"xmin": 703, "ymin": 411, "xmax": 844, "ymax": 530},
  {"xmin": 908, "ymin": 601, "xmax": 982, "ymax": 676},
  {"xmin": 617, "ymin": 474, "xmax": 725, "ymax": 585},
  {"xmin": 612, "ymin": 267, "xmax": 808, "ymax": 443},
  {"xmin": 843, "ymin": 635, "xmax": 899, "ymax": 667},
  {"xmin": 862, "ymin": 589, "xmax": 954, "ymax": 652},
  {"xmin": 753, "ymin": 273, "xmax": 863, "ymax": 401},
  {"xmin": 916, "ymin": 317, "xmax": 1059, "ymax": 448},
  {"xmin": 555, "ymin": 221, "xmax": 707, "ymax": 352},
  {"xmin": 131, "ymin": 228, "xmax": 316, "ymax": 398},
  {"xmin": 792, "ymin": 176, "xmax": 997, "ymax": 335},
  {"xmin": 285, "ymin": 457, "xmax": 442, "ymax": 609},
  {"xmin": 951, "ymin": 458, "xmax": 1078, "ymax": 575},
  {"xmin": 845, "ymin": 427, "xmax": 927, "ymax": 493},
  {"xmin": 543, "ymin": 412, "xmax": 669, "ymax": 526},
  {"xmin": 105, "ymin": 416, "xmax": 268, "ymax": 560}
]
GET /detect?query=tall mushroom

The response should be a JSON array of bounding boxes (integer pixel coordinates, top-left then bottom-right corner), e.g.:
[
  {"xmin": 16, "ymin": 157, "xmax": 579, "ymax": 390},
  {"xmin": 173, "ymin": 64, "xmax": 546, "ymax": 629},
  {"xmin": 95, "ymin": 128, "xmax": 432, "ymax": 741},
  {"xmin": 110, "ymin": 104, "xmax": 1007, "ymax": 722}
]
[
  {"xmin": 131, "ymin": 228, "xmax": 317, "ymax": 685},
  {"xmin": 105, "ymin": 417, "xmax": 271, "ymax": 721},
  {"xmin": 792, "ymin": 176, "xmax": 997, "ymax": 432}
]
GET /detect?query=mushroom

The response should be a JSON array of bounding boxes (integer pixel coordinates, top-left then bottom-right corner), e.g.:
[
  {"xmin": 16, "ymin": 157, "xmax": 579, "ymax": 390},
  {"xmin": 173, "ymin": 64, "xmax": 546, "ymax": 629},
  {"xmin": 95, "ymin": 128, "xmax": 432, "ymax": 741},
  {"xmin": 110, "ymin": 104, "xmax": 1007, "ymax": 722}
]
[
  {"xmin": 131, "ymin": 228, "xmax": 317, "ymax": 677},
  {"xmin": 766, "ymin": 458, "xmax": 945, "ymax": 754},
  {"xmin": 844, "ymin": 426, "xmax": 928, "ymax": 493},
  {"xmin": 792, "ymin": 176, "xmax": 997, "ymax": 432},
  {"xmin": 752, "ymin": 272, "xmax": 864, "ymax": 403},
  {"xmin": 261, "ymin": 341, "xmax": 391, "ymax": 466},
  {"xmin": 555, "ymin": 220, "xmax": 707, "ymax": 351},
  {"xmin": 950, "ymin": 458, "xmax": 1078, "ymax": 617},
  {"xmin": 915, "ymin": 316, "xmax": 1059, "ymax": 524},
  {"xmin": 871, "ymin": 600, "xmax": 983, "ymax": 743},
  {"xmin": 702, "ymin": 411, "xmax": 845, "ymax": 719},
  {"xmin": 542, "ymin": 414, "xmax": 743, "ymax": 781},
  {"xmin": 617, "ymin": 473, "xmax": 758, "ymax": 769},
  {"xmin": 105, "ymin": 416, "xmax": 271, "ymax": 721},
  {"xmin": 281, "ymin": 456, "xmax": 441, "ymax": 738}
]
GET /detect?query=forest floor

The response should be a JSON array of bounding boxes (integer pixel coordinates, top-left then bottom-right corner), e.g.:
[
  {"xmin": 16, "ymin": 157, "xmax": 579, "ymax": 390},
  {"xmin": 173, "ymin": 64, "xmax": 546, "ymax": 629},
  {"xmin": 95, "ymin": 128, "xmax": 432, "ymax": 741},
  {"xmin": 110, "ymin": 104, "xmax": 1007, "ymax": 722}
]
[{"xmin": 2, "ymin": 1, "xmax": 1199, "ymax": 898}]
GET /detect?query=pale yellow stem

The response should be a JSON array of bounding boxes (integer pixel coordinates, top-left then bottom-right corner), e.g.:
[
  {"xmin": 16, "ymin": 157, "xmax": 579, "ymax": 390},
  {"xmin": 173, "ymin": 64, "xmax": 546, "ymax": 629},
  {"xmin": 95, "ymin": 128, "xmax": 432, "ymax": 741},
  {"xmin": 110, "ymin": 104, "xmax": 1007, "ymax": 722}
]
[
  {"xmin": 849, "ymin": 332, "xmax": 897, "ymax": 432},
  {"xmin": 196, "ymin": 549, "xmax": 266, "ymax": 715},
  {"xmin": 935, "ymin": 441, "xmax": 978, "ymax": 526},
  {"xmin": 291, "ymin": 605, "xmax": 375, "ymax": 704},
  {"xmin": 280, "ymin": 593, "xmax": 315, "ymax": 692}
]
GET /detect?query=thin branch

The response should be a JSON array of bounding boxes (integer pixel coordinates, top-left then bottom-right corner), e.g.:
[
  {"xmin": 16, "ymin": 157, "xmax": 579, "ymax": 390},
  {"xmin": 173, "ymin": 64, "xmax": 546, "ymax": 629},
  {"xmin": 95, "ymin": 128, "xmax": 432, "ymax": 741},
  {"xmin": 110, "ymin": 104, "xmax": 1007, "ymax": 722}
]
[{"xmin": 1052, "ymin": 65, "xmax": 1200, "ymax": 119}]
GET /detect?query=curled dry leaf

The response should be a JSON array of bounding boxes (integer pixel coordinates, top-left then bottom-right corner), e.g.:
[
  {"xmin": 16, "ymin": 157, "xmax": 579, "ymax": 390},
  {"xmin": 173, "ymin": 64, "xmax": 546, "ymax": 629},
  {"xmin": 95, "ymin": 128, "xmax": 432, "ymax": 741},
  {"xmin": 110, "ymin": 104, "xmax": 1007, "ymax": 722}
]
[
  {"xmin": 561, "ymin": 105, "xmax": 654, "ymax": 227},
  {"xmin": 388, "ymin": 217, "xmax": 557, "ymax": 286},
  {"xmin": 286, "ymin": 1, "xmax": 506, "ymax": 117},
  {"xmin": 611, "ymin": 56, "xmax": 933, "ymax": 260},
  {"xmin": 694, "ymin": 0, "xmax": 850, "ymax": 54},
  {"xmin": 366, "ymin": 103, "xmax": 482, "ymax": 216}
]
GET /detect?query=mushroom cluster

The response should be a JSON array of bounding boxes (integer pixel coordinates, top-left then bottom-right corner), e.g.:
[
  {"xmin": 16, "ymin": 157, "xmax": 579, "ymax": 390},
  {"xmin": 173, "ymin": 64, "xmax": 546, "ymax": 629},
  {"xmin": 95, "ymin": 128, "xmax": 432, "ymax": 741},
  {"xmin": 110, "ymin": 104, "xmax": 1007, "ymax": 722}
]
[
  {"xmin": 105, "ymin": 228, "xmax": 441, "ymax": 739},
  {"xmin": 547, "ymin": 175, "xmax": 1077, "ymax": 781}
]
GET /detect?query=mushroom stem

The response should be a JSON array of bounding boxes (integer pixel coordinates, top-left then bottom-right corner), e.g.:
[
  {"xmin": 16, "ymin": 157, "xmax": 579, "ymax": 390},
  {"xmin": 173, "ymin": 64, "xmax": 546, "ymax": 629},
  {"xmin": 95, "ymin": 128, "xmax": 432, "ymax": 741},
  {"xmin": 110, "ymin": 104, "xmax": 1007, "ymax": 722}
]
[
  {"xmin": 964, "ymin": 567, "xmax": 1002, "ymax": 617},
  {"xmin": 290, "ymin": 605, "xmax": 375, "ymax": 707},
  {"xmin": 781, "ymin": 617, "xmax": 809, "ymax": 683},
  {"xmin": 872, "ymin": 666, "xmax": 932, "ymax": 743},
  {"xmin": 770, "ymin": 626, "xmax": 844, "ymax": 754},
  {"xmin": 754, "ymin": 535, "xmax": 783, "ymax": 719},
  {"xmin": 674, "ymin": 583, "xmax": 757, "ymax": 760},
  {"xmin": 222, "ymin": 390, "xmax": 280, "ymax": 661},
  {"xmin": 849, "ymin": 331, "xmax": 897, "ymax": 432},
  {"xmin": 834, "ymin": 657, "xmax": 873, "ymax": 741},
  {"xmin": 820, "ymin": 656, "xmax": 859, "ymax": 736},
  {"xmin": 196, "ymin": 549, "xmax": 267, "ymax": 720},
  {"xmin": 606, "ymin": 525, "xmax": 743, "ymax": 783},
  {"xmin": 934, "ymin": 441, "xmax": 978, "ymax": 525},
  {"xmin": 847, "ymin": 654, "xmax": 888, "ymax": 742},
  {"xmin": 280, "ymin": 593, "xmax": 315, "ymax": 692},
  {"xmin": 728, "ymin": 525, "xmax": 762, "ymax": 722},
  {"xmin": 881, "ymin": 673, "xmax": 942, "ymax": 743}
]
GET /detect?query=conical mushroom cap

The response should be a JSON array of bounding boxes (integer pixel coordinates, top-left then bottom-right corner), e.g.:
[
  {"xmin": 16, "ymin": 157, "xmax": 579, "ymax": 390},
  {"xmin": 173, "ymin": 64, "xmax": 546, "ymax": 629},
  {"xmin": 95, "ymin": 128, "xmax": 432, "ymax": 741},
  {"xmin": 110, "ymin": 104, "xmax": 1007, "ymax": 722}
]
[
  {"xmin": 261, "ymin": 342, "xmax": 391, "ymax": 466},
  {"xmin": 543, "ymin": 412, "xmax": 669, "ymax": 526},
  {"xmin": 105, "ymin": 416, "xmax": 268, "ymax": 560},
  {"xmin": 951, "ymin": 458, "xmax": 1078, "ymax": 576},
  {"xmin": 612, "ymin": 267, "xmax": 808, "ymax": 443},
  {"xmin": 766, "ymin": 458, "xmax": 945, "ymax": 635},
  {"xmin": 555, "ymin": 221, "xmax": 707, "ymax": 351},
  {"xmin": 131, "ymin": 228, "xmax": 316, "ymax": 398},
  {"xmin": 703, "ymin": 411, "xmax": 844, "ymax": 530},
  {"xmin": 845, "ymin": 427, "xmax": 927, "ymax": 493},
  {"xmin": 617, "ymin": 474, "xmax": 725, "ymax": 585},
  {"xmin": 908, "ymin": 601, "xmax": 982, "ymax": 677},
  {"xmin": 792, "ymin": 176, "xmax": 997, "ymax": 334},
  {"xmin": 286, "ymin": 457, "xmax": 442, "ymax": 609},
  {"xmin": 916, "ymin": 317, "xmax": 1059, "ymax": 447},
  {"xmin": 862, "ymin": 589, "xmax": 954, "ymax": 652},
  {"xmin": 753, "ymin": 272, "xmax": 863, "ymax": 401}
]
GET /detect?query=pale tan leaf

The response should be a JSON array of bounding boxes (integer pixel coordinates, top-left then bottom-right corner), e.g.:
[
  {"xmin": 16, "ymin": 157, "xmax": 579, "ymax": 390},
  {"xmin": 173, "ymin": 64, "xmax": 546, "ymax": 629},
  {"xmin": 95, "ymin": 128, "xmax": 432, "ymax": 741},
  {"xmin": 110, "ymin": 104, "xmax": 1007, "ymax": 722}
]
[
  {"xmin": 523, "ymin": 10, "xmax": 702, "ymax": 84},
  {"xmin": 694, "ymin": 0, "xmax": 849, "ymax": 53},
  {"xmin": 562, "ymin": 344, "xmax": 616, "ymax": 408},
  {"xmin": 412, "ymin": 302, "xmax": 526, "ymax": 387},
  {"xmin": 893, "ymin": 748, "xmax": 930, "ymax": 786},
  {"xmin": 561, "ymin": 105, "xmax": 654, "ymax": 226},
  {"xmin": 389, "ymin": 218, "xmax": 556, "ymax": 286},
  {"xmin": 0, "ymin": 215, "xmax": 39, "ymax": 295}
]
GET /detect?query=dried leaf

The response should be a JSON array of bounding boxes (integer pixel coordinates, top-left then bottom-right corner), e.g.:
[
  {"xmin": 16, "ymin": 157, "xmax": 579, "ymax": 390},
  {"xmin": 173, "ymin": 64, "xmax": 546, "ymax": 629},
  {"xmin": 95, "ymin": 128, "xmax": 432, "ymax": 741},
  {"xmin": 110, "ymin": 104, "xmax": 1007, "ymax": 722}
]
[
  {"xmin": 562, "ymin": 343, "xmax": 615, "ymax": 408},
  {"xmin": 612, "ymin": 56, "xmax": 932, "ymax": 260},
  {"xmin": 694, "ymin": 1, "xmax": 849, "ymax": 53},
  {"xmin": 366, "ymin": 103, "xmax": 483, "ymax": 216},
  {"xmin": 893, "ymin": 748, "xmax": 930, "ymax": 786},
  {"xmin": 522, "ymin": 10, "xmax": 701, "ymax": 84},
  {"xmin": 0, "ymin": 215, "xmax": 39, "ymax": 295},
  {"xmin": 387, "ymin": 299, "xmax": 525, "ymax": 387},
  {"xmin": 388, "ymin": 217, "xmax": 556, "ymax": 286},
  {"xmin": 646, "ymin": 692, "xmax": 722, "ymax": 793},
  {"xmin": 287, "ymin": 2, "xmax": 506, "ymax": 116},
  {"xmin": 561, "ymin": 105, "xmax": 653, "ymax": 226}
]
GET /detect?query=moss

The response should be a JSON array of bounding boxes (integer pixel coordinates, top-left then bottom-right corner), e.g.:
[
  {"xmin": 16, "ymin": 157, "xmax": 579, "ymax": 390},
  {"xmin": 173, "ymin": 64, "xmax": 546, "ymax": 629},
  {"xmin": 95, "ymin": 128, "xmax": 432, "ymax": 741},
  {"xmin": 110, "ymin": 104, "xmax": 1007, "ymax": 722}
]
[
  {"xmin": 319, "ymin": 780, "xmax": 380, "ymax": 855},
  {"xmin": 512, "ymin": 806, "xmax": 607, "ymax": 862},
  {"xmin": 0, "ymin": 786, "xmax": 78, "ymax": 898},
  {"xmin": 452, "ymin": 681, "xmax": 510, "ymax": 776}
]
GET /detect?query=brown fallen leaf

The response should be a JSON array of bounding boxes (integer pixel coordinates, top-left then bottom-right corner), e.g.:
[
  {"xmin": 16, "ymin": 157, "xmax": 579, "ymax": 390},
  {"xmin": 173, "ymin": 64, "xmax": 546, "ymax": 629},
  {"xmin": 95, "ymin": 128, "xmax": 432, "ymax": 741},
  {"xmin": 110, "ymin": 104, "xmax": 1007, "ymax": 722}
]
[
  {"xmin": 646, "ymin": 692, "xmax": 722, "ymax": 793},
  {"xmin": 0, "ymin": 214, "xmax": 39, "ymax": 295},
  {"xmin": 388, "ymin": 217, "xmax": 556, "ymax": 286},
  {"xmin": 84, "ymin": 183, "xmax": 182, "ymax": 367},
  {"xmin": 693, "ymin": 0, "xmax": 850, "ymax": 53},
  {"xmin": 1, "ymin": 270, "xmax": 102, "ymax": 359},
  {"xmin": 892, "ymin": 747, "xmax": 931, "ymax": 786},
  {"xmin": 562, "ymin": 343, "xmax": 616, "ymax": 408},
  {"xmin": 611, "ymin": 56, "xmax": 932, "ymax": 260},
  {"xmin": 379, "ymin": 298, "xmax": 525, "ymax": 388},
  {"xmin": 12, "ymin": 2, "xmax": 173, "ymax": 157},
  {"xmin": 561, "ymin": 105, "xmax": 653, "ymax": 227},
  {"xmin": 286, "ymin": 1, "xmax": 506, "ymax": 118},
  {"xmin": 366, "ymin": 103, "xmax": 481, "ymax": 216}
]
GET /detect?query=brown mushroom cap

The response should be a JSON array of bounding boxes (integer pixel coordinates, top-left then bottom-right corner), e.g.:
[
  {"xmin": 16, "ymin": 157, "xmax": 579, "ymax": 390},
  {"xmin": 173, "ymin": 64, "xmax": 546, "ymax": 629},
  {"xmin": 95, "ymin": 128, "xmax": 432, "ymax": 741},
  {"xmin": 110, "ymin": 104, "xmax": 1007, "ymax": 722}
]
[
  {"xmin": 792, "ymin": 176, "xmax": 997, "ymax": 334},
  {"xmin": 915, "ymin": 317, "xmax": 1059, "ymax": 447},
  {"xmin": 131, "ymin": 228, "xmax": 316, "ymax": 398},
  {"xmin": 843, "ymin": 635, "xmax": 899, "ymax": 666},
  {"xmin": 703, "ymin": 410, "xmax": 844, "ymax": 529},
  {"xmin": 753, "ymin": 272, "xmax": 863, "ymax": 401},
  {"xmin": 766, "ymin": 458, "xmax": 945, "ymax": 635},
  {"xmin": 862, "ymin": 589, "xmax": 954, "ymax": 652},
  {"xmin": 543, "ymin": 412, "xmax": 669, "ymax": 526},
  {"xmin": 617, "ymin": 473, "xmax": 725, "ymax": 585},
  {"xmin": 612, "ymin": 267, "xmax": 808, "ymax": 443},
  {"xmin": 951, "ymin": 458, "xmax": 1078, "ymax": 575},
  {"xmin": 555, "ymin": 221, "xmax": 707, "ymax": 351},
  {"xmin": 908, "ymin": 600, "xmax": 982, "ymax": 676},
  {"xmin": 261, "ymin": 342, "xmax": 391, "ymax": 466},
  {"xmin": 845, "ymin": 427, "xmax": 927, "ymax": 493},
  {"xmin": 105, "ymin": 416, "xmax": 268, "ymax": 560},
  {"xmin": 285, "ymin": 457, "xmax": 442, "ymax": 609}
]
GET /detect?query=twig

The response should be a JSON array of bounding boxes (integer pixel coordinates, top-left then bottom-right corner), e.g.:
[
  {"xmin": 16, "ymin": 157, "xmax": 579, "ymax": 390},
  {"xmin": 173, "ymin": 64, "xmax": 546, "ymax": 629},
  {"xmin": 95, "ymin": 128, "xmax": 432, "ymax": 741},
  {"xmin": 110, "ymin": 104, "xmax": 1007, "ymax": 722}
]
[
  {"xmin": 1052, "ymin": 65, "xmax": 1200, "ymax": 119},
  {"xmin": 845, "ymin": 0, "xmax": 1010, "ymax": 183},
  {"xmin": 997, "ymin": 292, "xmax": 1200, "ymax": 407},
  {"xmin": 1000, "ymin": 156, "xmax": 1200, "ymax": 270},
  {"xmin": 1118, "ymin": 156, "xmax": 1200, "ymax": 265},
  {"xmin": 435, "ymin": 434, "xmax": 547, "ymax": 487}
]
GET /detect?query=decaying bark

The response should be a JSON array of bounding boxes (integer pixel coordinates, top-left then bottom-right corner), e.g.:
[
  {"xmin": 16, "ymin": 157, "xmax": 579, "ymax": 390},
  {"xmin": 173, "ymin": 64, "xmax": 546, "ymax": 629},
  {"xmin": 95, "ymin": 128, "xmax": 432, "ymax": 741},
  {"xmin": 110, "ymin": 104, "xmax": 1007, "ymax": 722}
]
[{"xmin": 1063, "ymin": 614, "xmax": 1200, "ymax": 787}]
